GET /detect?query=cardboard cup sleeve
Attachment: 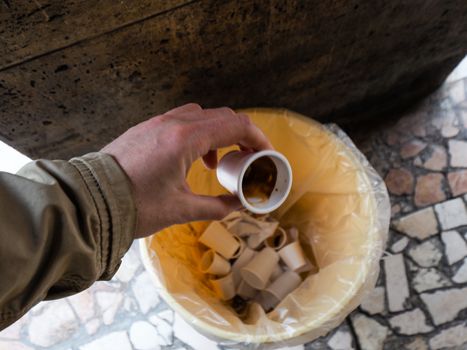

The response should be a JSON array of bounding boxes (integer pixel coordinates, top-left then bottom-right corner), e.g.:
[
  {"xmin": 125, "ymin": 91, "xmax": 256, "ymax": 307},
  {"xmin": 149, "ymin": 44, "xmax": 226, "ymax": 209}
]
[
  {"xmin": 278, "ymin": 241, "xmax": 307, "ymax": 271},
  {"xmin": 200, "ymin": 250, "xmax": 231, "ymax": 275},
  {"xmin": 263, "ymin": 270, "xmax": 302, "ymax": 302},
  {"xmin": 210, "ymin": 273, "xmax": 236, "ymax": 301},
  {"xmin": 240, "ymin": 247, "xmax": 279, "ymax": 290},
  {"xmin": 199, "ymin": 221, "xmax": 240, "ymax": 259}
]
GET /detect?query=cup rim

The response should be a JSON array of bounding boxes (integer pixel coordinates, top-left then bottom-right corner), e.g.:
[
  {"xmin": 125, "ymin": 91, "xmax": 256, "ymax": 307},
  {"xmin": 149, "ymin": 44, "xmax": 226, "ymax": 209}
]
[{"xmin": 236, "ymin": 150, "xmax": 292, "ymax": 214}]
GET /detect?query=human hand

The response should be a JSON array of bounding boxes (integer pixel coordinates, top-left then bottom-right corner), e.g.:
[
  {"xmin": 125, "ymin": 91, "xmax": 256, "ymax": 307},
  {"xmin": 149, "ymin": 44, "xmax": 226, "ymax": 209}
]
[{"xmin": 102, "ymin": 103, "xmax": 273, "ymax": 238}]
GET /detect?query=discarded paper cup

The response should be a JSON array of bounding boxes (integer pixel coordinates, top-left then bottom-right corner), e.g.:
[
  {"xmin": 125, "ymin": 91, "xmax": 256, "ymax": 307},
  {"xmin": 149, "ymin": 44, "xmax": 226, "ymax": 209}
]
[
  {"xmin": 231, "ymin": 295, "xmax": 249, "ymax": 318},
  {"xmin": 295, "ymin": 257, "xmax": 319, "ymax": 274},
  {"xmin": 217, "ymin": 150, "xmax": 292, "ymax": 214},
  {"xmin": 263, "ymin": 271, "xmax": 302, "ymax": 301},
  {"xmin": 265, "ymin": 227, "xmax": 288, "ymax": 250},
  {"xmin": 269, "ymin": 263, "xmax": 283, "ymax": 282},
  {"xmin": 232, "ymin": 247, "xmax": 256, "ymax": 287},
  {"xmin": 200, "ymin": 250, "xmax": 231, "ymax": 275},
  {"xmin": 237, "ymin": 280, "xmax": 258, "ymax": 299},
  {"xmin": 210, "ymin": 273, "xmax": 236, "ymax": 301},
  {"xmin": 287, "ymin": 227, "xmax": 299, "ymax": 241},
  {"xmin": 278, "ymin": 240, "xmax": 307, "ymax": 271},
  {"xmin": 199, "ymin": 221, "xmax": 240, "ymax": 259},
  {"xmin": 240, "ymin": 247, "xmax": 279, "ymax": 289},
  {"xmin": 231, "ymin": 235, "xmax": 245, "ymax": 259},
  {"xmin": 256, "ymin": 291, "xmax": 280, "ymax": 312},
  {"xmin": 244, "ymin": 302, "xmax": 266, "ymax": 325}
]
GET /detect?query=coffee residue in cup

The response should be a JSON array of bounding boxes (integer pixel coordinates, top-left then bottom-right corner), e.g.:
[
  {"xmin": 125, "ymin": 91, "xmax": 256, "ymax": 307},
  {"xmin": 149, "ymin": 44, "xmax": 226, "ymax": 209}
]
[{"xmin": 242, "ymin": 157, "xmax": 277, "ymax": 204}]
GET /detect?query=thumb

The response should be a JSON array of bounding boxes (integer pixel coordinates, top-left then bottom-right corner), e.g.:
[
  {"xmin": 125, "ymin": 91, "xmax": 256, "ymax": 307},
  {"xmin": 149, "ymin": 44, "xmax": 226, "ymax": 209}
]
[{"xmin": 184, "ymin": 193, "xmax": 242, "ymax": 221}]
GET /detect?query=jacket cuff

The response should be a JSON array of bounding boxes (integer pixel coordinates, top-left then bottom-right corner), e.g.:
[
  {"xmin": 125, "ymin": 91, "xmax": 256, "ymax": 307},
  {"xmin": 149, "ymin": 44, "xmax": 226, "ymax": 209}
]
[{"xmin": 70, "ymin": 152, "xmax": 136, "ymax": 279}]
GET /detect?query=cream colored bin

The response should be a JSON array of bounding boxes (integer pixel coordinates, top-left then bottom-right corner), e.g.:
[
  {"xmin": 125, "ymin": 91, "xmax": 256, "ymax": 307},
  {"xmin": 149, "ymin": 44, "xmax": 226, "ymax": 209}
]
[{"xmin": 140, "ymin": 109, "xmax": 390, "ymax": 349}]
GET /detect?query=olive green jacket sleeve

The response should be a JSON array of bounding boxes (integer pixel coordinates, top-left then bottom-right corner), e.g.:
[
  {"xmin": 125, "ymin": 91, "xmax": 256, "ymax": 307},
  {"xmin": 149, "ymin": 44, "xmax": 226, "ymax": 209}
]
[{"xmin": 0, "ymin": 152, "xmax": 136, "ymax": 330}]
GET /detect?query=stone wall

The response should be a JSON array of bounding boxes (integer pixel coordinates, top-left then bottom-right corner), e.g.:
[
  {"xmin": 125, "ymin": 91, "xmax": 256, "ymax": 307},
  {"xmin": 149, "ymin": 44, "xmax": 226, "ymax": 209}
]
[{"xmin": 1, "ymin": 0, "xmax": 466, "ymax": 158}]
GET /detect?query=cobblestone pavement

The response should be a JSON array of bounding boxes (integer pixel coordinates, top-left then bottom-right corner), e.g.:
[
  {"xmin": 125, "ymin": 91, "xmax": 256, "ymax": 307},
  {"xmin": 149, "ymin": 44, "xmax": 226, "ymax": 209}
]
[{"xmin": 1, "ymin": 59, "xmax": 467, "ymax": 350}]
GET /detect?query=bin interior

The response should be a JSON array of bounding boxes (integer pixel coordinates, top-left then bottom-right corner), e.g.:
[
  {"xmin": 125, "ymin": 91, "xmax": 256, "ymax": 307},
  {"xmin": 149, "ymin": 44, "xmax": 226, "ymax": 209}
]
[{"xmin": 141, "ymin": 109, "xmax": 382, "ymax": 345}]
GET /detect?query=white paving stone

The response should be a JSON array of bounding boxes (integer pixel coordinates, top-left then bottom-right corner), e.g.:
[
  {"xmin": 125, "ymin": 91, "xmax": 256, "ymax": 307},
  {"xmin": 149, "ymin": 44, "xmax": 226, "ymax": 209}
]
[
  {"xmin": 360, "ymin": 286, "xmax": 385, "ymax": 315},
  {"xmin": 352, "ymin": 314, "xmax": 388, "ymax": 350},
  {"xmin": 412, "ymin": 267, "xmax": 451, "ymax": 293},
  {"xmin": 277, "ymin": 346, "xmax": 304, "ymax": 350},
  {"xmin": 130, "ymin": 321, "xmax": 162, "ymax": 350},
  {"xmin": 67, "ymin": 289, "xmax": 95, "ymax": 323},
  {"xmin": 434, "ymin": 198, "xmax": 467, "ymax": 230},
  {"xmin": 429, "ymin": 323, "xmax": 467, "ymax": 349},
  {"xmin": 96, "ymin": 291, "xmax": 123, "ymax": 325},
  {"xmin": 384, "ymin": 254, "xmax": 410, "ymax": 312},
  {"xmin": 453, "ymin": 258, "xmax": 467, "ymax": 283},
  {"xmin": 0, "ymin": 314, "xmax": 29, "ymax": 340},
  {"xmin": 391, "ymin": 237, "xmax": 409, "ymax": 253},
  {"xmin": 123, "ymin": 296, "xmax": 137, "ymax": 312},
  {"xmin": 407, "ymin": 240, "xmax": 442, "ymax": 267},
  {"xmin": 157, "ymin": 309, "xmax": 174, "ymax": 324},
  {"xmin": 173, "ymin": 313, "xmax": 219, "ymax": 350},
  {"xmin": 446, "ymin": 56, "xmax": 467, "ymax": 84},
  {"xmin": 85, "ymin": 318, "xmax": 100, "ymax": 335},
  {"xmin": 441, "ymin": 230, "xmax": 467, "ymax": 264},
  {"xmin": 448, "ymin": 139, "xmax": 467, "ymax": 167},
  {"xmin": 28, "ymin": 301, "xmax": 79, "ymax": 347},
  {"xmin": 388, "ymin": 308, "xmax": 433, "ymax": 335},
  {"xmin": 149, "ymin": 314, "xmax": 174, "ymax": 346},
  {"xmin": 421, "ymin": 287, "xmax": 467, "ymax": 325},
  {"xmin": 328, "ymin": 330, "xmax": 355, "ymax": 350},
  {"xmin": 114, "ymin": 244, "xmax": 141, "ymax": 283},
  {"xmin": 132, "ymin": 271, "xmax": 160, "ymax": 314},
  {"xmin": 393, "ymin": 207, "xmax": 438, "ymax": 240},
  {"xmin": 80, "ymin": 331, "xmax": 132, "ymax": 350},
  {"xmin": 0, "ymin": 341, "xmax": 34, "ymax": 350}
]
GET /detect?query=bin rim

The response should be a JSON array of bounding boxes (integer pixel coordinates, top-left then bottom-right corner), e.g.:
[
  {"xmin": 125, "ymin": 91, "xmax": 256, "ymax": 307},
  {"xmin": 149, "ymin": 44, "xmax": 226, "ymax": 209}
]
[{"xmin": 140, "ymin": 108, "xmax": 383, "ymax": 344}]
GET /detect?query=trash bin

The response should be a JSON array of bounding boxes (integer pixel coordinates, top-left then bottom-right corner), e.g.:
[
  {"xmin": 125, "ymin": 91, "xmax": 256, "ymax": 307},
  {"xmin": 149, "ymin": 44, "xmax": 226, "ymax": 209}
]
[{"xmin": 140, "ymin": 108, "xmax": 390, "ymax": 348}]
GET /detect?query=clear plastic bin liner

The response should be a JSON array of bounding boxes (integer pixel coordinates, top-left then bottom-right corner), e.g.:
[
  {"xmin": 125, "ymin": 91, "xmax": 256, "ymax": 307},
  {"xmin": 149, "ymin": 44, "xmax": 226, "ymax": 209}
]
[{"xmin": 140, "ymin": 109, "xmax": 390, "ymax": 348}]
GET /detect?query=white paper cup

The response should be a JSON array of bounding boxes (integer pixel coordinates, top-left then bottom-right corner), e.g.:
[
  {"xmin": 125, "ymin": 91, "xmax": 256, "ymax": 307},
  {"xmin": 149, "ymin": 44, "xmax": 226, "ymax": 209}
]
[
  {"xmin": 237, "ymin": 280, "xmax": 258, "ymax": 299},
  {"xmin": 231, "ymin": 235, "xmax": 245, "ymax": 259},
  {"xmin": 199, "ymin": 221, "xmax": 241, "ymax": 259},
  {"xmin": 265, "ymin": 227, "xmax": 288, "ymax": 251},
  {"xmin": 240, "ymin": 247, "xmax": 279, "ymax": 290},
  {"xmin": 278, "ymin": 241, "xmax": 307, "ymax": 272},
  {"xmin": 269, "ymin": 263, "xmax": 283, "ymax": 282},
  {"xmin": 217, "ymin": 150, "xmax": 292, "ymax": 214},
  {"xmin": 256, "ymin": 291, "xmax": 280, "ymax": 312},
  {"xmin": 210, "ymin": 273, "xmax": 236, "ymax": 301},
  {"xmin": 200, "ymin": 250, "xmax": 231, "ymax": 275},
  {"xmin": 232, "ymin": 247, "xmax": 256, "ymax": 287},
  {"xmin": 262, "ymin": 270, "xmax": 302, "ymax": 301}
]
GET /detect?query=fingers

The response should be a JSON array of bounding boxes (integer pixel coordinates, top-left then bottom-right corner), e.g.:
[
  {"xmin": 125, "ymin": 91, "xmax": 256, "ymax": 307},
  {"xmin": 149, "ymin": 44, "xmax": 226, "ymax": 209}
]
[
  {"xmin": 184, "ymin": 193, "xmax": 242, "ymax": 221},
  {"xmin": 163, "ymin": 104, "xmax": 273, "ymax": 156},
  {"xmin": 197, "ymin": 109, "xmax": 273, "ymax": 153},
  {"xmin": 165, "ymin": 103, "xmax": 202, "ymax": 115},
  {"xmin": 202, "ymin": 149, "xmax": 218, "ymax": 169}
]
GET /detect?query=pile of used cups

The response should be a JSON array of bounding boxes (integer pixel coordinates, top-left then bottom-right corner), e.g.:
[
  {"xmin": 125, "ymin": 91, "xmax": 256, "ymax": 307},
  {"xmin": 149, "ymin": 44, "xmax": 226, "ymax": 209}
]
[{"xmin": 198, "ymin": 211, "xmax": 317, "ymax": 316}]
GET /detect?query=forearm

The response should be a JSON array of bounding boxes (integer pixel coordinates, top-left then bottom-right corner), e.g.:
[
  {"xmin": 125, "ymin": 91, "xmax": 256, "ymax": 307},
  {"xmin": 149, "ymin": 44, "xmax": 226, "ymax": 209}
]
[{"xmin": 0, "ymin": 152, "xmax": 136, "ymax": 330}]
